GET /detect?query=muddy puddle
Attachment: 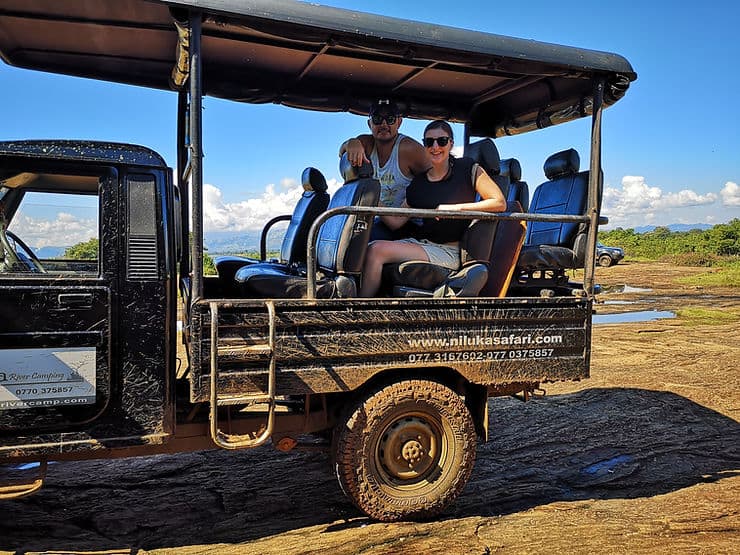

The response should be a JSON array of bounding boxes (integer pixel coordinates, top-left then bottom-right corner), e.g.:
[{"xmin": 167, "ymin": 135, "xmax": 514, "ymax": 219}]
[{"xmin": 593, "ymin": 309, "xmax": 676, "ymax": 325}]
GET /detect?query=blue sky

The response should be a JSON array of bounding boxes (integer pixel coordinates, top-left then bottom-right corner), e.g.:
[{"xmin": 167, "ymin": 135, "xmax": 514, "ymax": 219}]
[{"xmin": 1, "ymin": 0, "xmax": 738, "ymax": 237}]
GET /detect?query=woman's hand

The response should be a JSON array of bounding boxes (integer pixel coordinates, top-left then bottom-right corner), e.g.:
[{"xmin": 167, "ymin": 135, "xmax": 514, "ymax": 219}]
[
  {"xmin": 435, "ymin": 203, "xmax": 460, "ymax": 220},
  {"xmin": 436, "ymin": 203, "xmax": 460, "ymax": 212}
]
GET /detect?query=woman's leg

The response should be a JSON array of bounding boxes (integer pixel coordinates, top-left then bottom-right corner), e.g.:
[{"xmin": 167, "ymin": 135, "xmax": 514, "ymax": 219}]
[{"xmin": 360, "ymin": 240, "xmax": 429, "ymax": 297}]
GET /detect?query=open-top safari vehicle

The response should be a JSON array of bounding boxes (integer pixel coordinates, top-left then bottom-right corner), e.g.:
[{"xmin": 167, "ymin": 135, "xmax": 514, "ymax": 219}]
[{"xmin": 0, "ymin": 0, "xmax": 635, "ymax": 521}]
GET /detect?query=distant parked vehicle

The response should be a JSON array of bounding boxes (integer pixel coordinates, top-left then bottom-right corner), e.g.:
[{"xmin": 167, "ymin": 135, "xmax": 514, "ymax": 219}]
[{"xmin": 597, "ymin": 243, "xmax": 625, "ymax": 267}]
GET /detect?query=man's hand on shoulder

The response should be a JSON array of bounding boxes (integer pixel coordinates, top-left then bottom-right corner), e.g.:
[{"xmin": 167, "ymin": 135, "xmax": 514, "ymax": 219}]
[{"xmin": 399, "ymin": 136, "xmax": 432, "ymax": 176}]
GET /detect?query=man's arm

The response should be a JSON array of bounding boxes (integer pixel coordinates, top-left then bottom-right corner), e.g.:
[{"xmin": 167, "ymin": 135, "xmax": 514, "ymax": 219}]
[
  {"xmin": 380, "ymin": 200, "xmax": 411, "ymax": 230},
  {"xmin": 399, "ymin": 137, "xmax": 432, "ymax": 177},
  {"xmin": 339, "ymin": 134, "xmax": 374, "ymax": 166}
]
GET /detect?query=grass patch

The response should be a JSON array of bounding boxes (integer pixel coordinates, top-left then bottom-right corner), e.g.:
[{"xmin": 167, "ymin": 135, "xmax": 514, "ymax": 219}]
[
  {"xmin": 676, "ymin": 262, "xmax": 740, "ymax": 288},
  {"xmin": 676, "ymin": 308, "xmax": 740, "ymax": 326}
]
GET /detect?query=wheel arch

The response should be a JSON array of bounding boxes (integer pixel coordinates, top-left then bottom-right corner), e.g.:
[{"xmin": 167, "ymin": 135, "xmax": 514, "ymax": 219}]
[{"xmin": 330, "ymin": 366, "xmax": 489, "ymax": 440}]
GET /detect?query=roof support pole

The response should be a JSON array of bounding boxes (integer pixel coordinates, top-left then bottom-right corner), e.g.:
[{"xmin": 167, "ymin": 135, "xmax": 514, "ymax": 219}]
[
  {"xmin": 189, "ymin": 11, "xmax": 204, "ymax": 301},
  {"xmin": 177, "ymin": 89, "xmax": 191, "ymax": 277},
  {"xmin": 583, "ymin": 78, "xmax": 605, "ymax": 297}
]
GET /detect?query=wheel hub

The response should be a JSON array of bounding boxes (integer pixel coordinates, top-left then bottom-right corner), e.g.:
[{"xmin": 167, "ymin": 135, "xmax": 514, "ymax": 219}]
[
  {"xmin": 378, "ymin": 416, "xmax": 439, "ymax": 481},
  {"xmin": 401, "ymin": 439, "xmax": 424, "ymax": 464}
]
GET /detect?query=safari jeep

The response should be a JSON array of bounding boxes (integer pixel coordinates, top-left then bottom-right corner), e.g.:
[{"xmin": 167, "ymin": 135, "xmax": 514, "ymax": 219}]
[{"xmin": 0, "ymin": 0, "xmax": 635, "ymax": 521}]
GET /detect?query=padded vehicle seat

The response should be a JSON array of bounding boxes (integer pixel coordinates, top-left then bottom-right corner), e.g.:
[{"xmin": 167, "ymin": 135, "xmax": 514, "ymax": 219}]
[
  {"xmin": 234, "ymin": 157, "xmax": 379, "ymax": 298},
  {"xmin": 514, "ymin": 148, "xmax": 589, "ymax": 288},
  {"xmin": 389, "ymin": 201, "xmax": 526, "ymax": 298},
  {"xmin": 500, "ymin": 158, "xmax": 529, "ymax": 212},
  {"xmin": 214, "ymin": 167, "xmax": 330, "ymax": 288},
  {"xmin": 464, "ymin": 138, "xmax": 508, "ymax": 198}
]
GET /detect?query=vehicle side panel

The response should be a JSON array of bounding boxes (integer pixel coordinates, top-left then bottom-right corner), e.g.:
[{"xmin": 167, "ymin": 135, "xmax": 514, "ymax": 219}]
[{"xmin": 188, "ymin": 297, "xmax": 591, "ymax": 400}]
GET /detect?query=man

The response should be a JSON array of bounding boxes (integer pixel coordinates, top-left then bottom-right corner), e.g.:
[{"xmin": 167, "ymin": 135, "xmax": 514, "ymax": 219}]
[{"xmin": 339, "ymin": 99, "xmax": 430, "ymax": 239}]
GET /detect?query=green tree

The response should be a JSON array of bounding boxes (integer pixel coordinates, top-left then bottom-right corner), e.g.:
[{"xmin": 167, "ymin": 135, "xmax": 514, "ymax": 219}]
[
  {"xmin": 203, "ymin": 251, "xmax": 216, "ymax": 275},
  {"xmin": 64, "ymin": 238, "xmax": 98, "ymax": 259}
]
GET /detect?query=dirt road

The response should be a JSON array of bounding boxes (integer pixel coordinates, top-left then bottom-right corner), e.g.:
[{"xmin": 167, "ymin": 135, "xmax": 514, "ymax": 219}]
[{"xmin": 2, "ymin": 262, "xmax": 739, "ymax": 554}]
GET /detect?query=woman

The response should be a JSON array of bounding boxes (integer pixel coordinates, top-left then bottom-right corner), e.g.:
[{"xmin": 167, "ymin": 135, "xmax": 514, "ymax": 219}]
[{"xmin": 360, "ymin": 120, "xmax": 506, "ymax": 297}]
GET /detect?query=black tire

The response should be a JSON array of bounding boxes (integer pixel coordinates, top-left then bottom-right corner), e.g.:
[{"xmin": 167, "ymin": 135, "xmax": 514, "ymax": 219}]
[
  {"xmin": 598, "ymin": 254, "xmax": 613, "ymax": 267},
  {"xmin": 334, "ymin": 379, "xmax": 477, "ymax": 521}
]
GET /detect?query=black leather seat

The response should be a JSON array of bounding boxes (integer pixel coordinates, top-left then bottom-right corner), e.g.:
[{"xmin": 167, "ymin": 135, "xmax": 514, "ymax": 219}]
[
  {"xmin": 214, "ymin": 167, "xmax": 329, "ymax": 289},
  {"xmin": 514, "ymin": 148, "xmax": 589, "ymax": 291},
  {"xmin": 500, "ymin": 158, "xmax": 529, "ymax": 212},
  {"xmin": 234, "ymin": 157, "xmax": 379, "ymax": 298},
  {"xmin": 387, "ymin": 217, "xmax": 496, "ymax": 297},
  {"xmin": 389, "ymin": 200, "xmax": 527, "ymax": 298},
  {"xmin": 478, "ymin": 200, "xmax": 527, "ymax": 297},
  {"xmin": 464, "ymin": 138, "xmax": 508, "ymax": 198}
]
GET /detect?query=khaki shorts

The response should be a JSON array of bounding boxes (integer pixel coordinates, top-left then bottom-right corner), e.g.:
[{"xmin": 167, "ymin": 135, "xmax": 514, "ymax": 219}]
[{"xmin": 397, "ymin": 238, "xmax": 460, "ymax": 270}]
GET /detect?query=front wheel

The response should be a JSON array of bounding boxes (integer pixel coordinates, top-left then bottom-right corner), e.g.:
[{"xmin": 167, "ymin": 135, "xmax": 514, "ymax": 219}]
[
  {"xmin": 598, "ymin": 254, "xmax": 613, "ymax": 267},
  {"xmin": 334, "ymin": 380, "xmax": 477, "ymax": 521}
]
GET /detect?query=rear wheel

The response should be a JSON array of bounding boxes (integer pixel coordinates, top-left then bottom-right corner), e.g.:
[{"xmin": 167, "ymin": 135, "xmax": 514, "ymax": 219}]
[
  {"xmin": 334, "ymin": 379, "xmax": 477, "ymax": 521},
  {"xmin": 598, "ymin": 254, "xmax": 613, "ymax": 267}
]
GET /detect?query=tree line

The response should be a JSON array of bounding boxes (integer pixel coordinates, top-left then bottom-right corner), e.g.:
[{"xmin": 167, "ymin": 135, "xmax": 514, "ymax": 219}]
[{"xmin": 599, "ymin": 219, "xmax": 739, "ymax": 264}]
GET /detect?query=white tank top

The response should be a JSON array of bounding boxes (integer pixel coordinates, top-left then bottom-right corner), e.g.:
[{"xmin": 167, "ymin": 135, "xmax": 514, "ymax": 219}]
[{"xmin": 370, "ymin": 133, "xmax": 413, "ymax": 207}]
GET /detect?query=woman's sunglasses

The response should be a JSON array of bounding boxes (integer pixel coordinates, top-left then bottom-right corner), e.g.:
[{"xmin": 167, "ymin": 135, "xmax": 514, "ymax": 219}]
[
  {"xmin": 423, "ymin": 136, "xmax": 451, "ymax": 148},
  {"xmin": 371, "ymin": 114, "xmax": 397, "ymax": 125}
]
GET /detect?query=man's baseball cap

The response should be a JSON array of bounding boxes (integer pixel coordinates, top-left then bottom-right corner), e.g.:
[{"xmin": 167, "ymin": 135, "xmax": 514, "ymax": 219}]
[{"xmin": 368, "ymin": 98, "xmax": 400, "ymax": 116}]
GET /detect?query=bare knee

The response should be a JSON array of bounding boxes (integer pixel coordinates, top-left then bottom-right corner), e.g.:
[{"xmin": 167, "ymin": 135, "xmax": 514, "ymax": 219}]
[{"xmin": 366, "ymin": 240, "xmax": 396, "ymax": 266}]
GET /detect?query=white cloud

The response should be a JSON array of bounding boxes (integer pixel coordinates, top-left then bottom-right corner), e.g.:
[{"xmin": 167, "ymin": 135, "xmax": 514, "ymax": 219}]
[
  {"xmin": 602, "ymin": 175, "xmax": 719, "ymax": 227},
  {"xmin": 203, "ymin": 177, "xmax": 341, "ymax": 232},
  {"xmin": 9, "ymin": 212, "xmax": 97, "ymax": 249},
  {"xmin": 720, "ymin": 181, "xmax": 740, "ymax": 207}
]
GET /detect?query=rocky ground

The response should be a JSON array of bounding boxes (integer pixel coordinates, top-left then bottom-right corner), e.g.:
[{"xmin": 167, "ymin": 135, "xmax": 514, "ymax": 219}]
[{"xmin": 2, "ymin": 262, "xmax": 739, "ymax": 554}]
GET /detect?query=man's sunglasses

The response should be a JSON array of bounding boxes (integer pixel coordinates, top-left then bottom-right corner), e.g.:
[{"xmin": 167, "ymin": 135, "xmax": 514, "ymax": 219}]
[
  {"xmin": 423, "ymin": 136, "xmax": 451, "ymax": 147},
  {"xmin": 371, "ymin": 114, "xmax": 397, "ymax": 125}
]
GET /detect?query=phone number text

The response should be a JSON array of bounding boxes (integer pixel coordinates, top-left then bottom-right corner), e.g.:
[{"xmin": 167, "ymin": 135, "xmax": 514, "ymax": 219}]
[{"xmin": 408, "ymin": 348, "xmax": 555, "ymax": 363}]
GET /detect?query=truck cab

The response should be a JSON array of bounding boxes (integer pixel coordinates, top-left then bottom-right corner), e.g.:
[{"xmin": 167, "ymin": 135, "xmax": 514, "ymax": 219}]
[{"xmin": 0, "ymin": 141, "xmax": 177, "ymax": 448}]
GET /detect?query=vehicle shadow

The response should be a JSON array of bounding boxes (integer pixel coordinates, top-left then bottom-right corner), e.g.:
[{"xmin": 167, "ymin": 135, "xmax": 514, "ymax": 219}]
[
  {"xmin": 453, "ymin": 387, "xmax": 740, "ymax": 518},
  {"xmin": 1, "ymin": 387, "xmax": 738, "ymax": 553}
]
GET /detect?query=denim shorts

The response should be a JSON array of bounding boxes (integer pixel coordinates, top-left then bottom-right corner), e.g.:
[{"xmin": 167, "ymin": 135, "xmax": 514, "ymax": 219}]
[{"xmin": 396, "ymin": 238, "xmax": 460, "ymax": 269}]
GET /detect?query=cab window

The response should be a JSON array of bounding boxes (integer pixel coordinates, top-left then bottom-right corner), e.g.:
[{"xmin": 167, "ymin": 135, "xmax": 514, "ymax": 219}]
[{"xmin": 2, "ymin": 190, "xmax": 99, "ymax": 275}]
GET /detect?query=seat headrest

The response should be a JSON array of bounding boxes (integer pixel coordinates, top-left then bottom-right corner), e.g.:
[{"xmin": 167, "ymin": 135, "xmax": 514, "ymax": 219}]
[
  {"xmin": 464, "ymin": 138, "xmax": 500, "ymax": 175},
  {"xmin": 544, "ymin": 148, "xmax": 580, "ymax": 180},
  {"xmin": 339, "ymin": 153, "xmax": 374, "ymax": 183},
  {"xmin": 499, "ymin": 158, "xmax": 522, "ymax": 183},
  {"xmin": 301, "ymin": 167, "xmax": 328, "ymax": 193}
]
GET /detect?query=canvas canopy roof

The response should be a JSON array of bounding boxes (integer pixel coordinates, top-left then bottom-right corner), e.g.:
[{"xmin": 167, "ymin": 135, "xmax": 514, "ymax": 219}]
[{"xmin": 0, "ymin": 0, "xmax": 636, "ymax": 137}]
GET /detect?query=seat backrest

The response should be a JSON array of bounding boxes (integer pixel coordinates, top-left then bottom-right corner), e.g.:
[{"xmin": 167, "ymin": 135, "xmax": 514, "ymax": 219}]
[
  {"xmin": 464, "ymin": 138, "xmax": 507, "ymax": 199},
  {"xmin": 479, "ymin": 200, "xmax": 527, "ymax": 297},
  {"xmin": 316, "ymin": 156, "xmax": 379, "ymax": 274},
  {"xmin": 525, "ymin": 148, "xmax": 588, "ymax": 249},
  {"xmin": 500, "ymin": 158, "xmax": 530, "ymax": 212},
  {"xmin": 280, "ymin": 167, "xmax": 330, "ymax": 264}
]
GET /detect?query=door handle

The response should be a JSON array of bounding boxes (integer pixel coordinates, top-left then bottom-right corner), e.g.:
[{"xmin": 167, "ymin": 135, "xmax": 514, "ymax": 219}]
[{"xmin": 58, "ymin": 293, "xmax": 94, "ymax": 308}]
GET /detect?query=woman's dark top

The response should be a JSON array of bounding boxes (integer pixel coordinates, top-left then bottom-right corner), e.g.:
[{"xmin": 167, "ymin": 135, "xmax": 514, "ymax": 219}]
[{"xmin": 405, "ymin": 156, "xmax": 476, "ymax": 244}]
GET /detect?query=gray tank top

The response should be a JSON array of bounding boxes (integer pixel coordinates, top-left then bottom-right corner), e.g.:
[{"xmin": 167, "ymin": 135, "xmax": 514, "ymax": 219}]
[{"xmin": 370, "ymin": 133, "xmax": 413, "ymax": 207}]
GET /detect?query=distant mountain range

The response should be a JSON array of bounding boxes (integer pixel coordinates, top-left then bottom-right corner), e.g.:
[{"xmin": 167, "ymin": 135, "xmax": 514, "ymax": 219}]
[
  {"xmin": 632, "ymin": 223, "xmax": 713, "ymax": 233},
  {"xmin": 204, "ymin": 230, "xmax": 282, "ymax": 255}
]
